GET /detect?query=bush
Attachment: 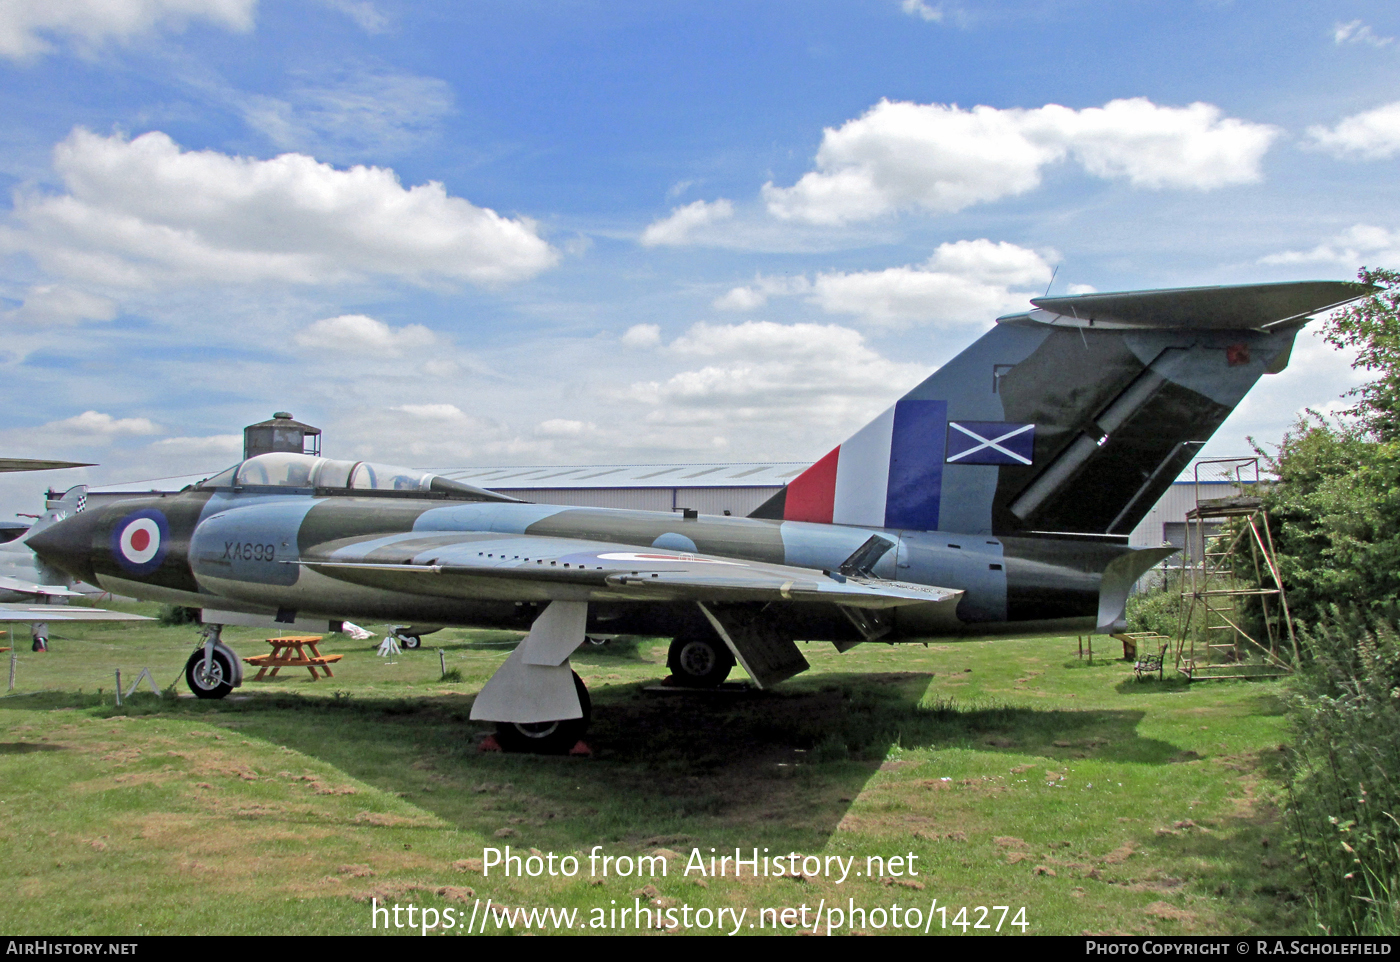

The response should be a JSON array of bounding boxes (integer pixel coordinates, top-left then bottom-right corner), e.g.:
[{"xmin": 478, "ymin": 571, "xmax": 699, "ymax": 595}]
[
  {"xmin": 1259, "ymin": 418, "xmax": 1400, "ymax": 628},
  {"xmin": 1126, "ymin": 576, "xmax": 1183, "ymax": 638},
  {"xmin": 157, "ymin": 605, "xmax": 200, "ymax": 626},
  {"xmin": 1287, "ymin": 613, "xmax": 1400, "ymax": 934}
]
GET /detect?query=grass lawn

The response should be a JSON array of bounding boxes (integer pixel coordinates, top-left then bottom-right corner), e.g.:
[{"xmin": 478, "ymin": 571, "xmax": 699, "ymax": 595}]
[{"xmin": 0, "ymin": 607, "xmax": 1302, "ymax": 936}]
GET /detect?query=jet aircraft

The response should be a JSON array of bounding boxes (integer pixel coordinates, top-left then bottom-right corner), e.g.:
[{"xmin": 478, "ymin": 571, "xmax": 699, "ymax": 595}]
[
  {"xmin": 0, "ymin": 465, "xmax": 147, "ymax": 630},
  {"xmin": 28, "ymin": 280, "xmax": 1366, "ymax": 750}
]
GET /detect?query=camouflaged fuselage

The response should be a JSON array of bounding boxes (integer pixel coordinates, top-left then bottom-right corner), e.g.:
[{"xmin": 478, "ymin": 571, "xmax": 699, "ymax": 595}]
[{"xmin": 34, "ymin": 485, "xmax": 1155, "ymax": 643}]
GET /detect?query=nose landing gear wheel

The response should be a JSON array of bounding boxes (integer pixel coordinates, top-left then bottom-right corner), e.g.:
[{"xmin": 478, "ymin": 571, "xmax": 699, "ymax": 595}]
[
  {"xmin": 493, "ymin": 672, "xmax": 591, "ymax": 755},
  {"xmin": 667, "ymin": 634, "xmax": 734, "ymax": 687},
  {"xmin": 184, "ymin": 648, "xmax": 235, "ymax": 699}
]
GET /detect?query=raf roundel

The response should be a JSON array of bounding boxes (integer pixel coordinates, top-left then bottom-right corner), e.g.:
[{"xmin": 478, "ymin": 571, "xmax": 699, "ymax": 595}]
[{"xmin": 110, "ymin": 509, "xmax": 171, "ymax": 575}]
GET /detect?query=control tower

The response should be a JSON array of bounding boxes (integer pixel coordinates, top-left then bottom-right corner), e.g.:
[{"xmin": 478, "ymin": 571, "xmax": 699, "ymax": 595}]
[{"xmin": 243, "ymin": 412, "xmax": 322, "ymax": 461}]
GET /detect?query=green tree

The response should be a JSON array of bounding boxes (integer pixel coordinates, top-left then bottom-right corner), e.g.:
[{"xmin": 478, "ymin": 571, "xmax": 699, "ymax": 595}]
[
  {"xmin": 1259, "ymin": 268, "xmax": 1400, "ymax": 625},
  {"xmin": 1325, "ymin": 267, "xmax": 1400, "ymax": 440},
  {"xmin": 1261, "ymin": 415, "xmax": 1400, "ymax": 625}
]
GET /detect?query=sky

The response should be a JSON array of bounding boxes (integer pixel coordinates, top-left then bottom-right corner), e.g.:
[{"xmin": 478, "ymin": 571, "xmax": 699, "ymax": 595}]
[{"xmin": 1, "ymin": 0, "xmax": 1398, "ymax": 515}]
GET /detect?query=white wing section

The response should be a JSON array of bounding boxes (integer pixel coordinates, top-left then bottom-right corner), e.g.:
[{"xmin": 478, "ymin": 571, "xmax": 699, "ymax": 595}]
[
  {"xmin": 0, "ymin": 575, "xmax": 88, "ymax": 600},
  {"xmin": 0, "ymin": 604, "xmax": 152, "ymax": 622}
]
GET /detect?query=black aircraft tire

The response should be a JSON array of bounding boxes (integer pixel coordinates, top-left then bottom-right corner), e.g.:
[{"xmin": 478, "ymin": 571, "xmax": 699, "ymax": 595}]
[
  {"xmin": 400, "ymin": 634, "xmax": 421, "ymax": 650},
  {"xmin": 184, "ymin": 648, "xmax": 234, "ymax": 700},
  {"xmin": 493, "ymin": 672, "xmax": 591, "ymax": 755},
  {"xmin": 667, "ymin": 635, "xmax": 734, "ymax": 687}
]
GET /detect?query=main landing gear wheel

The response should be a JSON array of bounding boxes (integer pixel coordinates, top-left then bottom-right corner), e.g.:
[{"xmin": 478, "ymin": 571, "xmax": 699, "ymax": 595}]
[
  {"xmin": 184, "ymin": 648, "xmax": 235, "ymax": 699},
  {"xmin": 399, "ymin": 634, "xmax": 421, "ymax": 650},
  {"xmin": 493, "ymin": 672, "xmax": 591, "ymax": 755},
  {"xmin": 667, "ymin": 634, "xmax": 734, "ymax": 688}
]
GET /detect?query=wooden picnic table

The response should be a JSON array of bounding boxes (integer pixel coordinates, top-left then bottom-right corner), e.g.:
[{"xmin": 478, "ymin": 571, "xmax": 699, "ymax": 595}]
[{"xmin": 242, "ymin": 635, "xmax": 343, "ymax": 681}]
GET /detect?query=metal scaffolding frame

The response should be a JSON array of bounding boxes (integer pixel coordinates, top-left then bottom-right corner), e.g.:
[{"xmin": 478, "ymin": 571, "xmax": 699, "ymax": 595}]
[{"xmin": 1173, "ymin": 458, "xmax": 1299, "ymax": 681}]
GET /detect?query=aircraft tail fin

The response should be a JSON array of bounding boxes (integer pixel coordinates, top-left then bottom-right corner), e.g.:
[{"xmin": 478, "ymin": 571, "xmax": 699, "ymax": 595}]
[
  {"xmin": 24, "ymin": 486, "xmax": 88, "ymax": 585},
  {"xmin": 751, "ymin": 280, "xmax": 1369, "ymax": 537},
  {"xmin": 26, "ymin": 485, "xmax": 88, "ymax": 540}
]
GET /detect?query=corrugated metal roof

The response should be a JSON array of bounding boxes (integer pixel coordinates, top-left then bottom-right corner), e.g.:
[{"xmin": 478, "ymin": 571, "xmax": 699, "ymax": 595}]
[
  {"xmin": 75, "ymin": 459, "xmax": 1264, "ymax": 496},
  {"xmin": 84, "ymin": 472, "xmax": 214, "ymax": 493},
  {"xmin": 73, "ymin": 461, "xmax": 806, "ymax": 495}
]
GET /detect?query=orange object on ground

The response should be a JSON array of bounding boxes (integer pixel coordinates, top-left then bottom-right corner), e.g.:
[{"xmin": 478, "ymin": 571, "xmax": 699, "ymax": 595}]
[{"xmin": 242, "ymin": 635, "xmax": 343, "ymax": 681}]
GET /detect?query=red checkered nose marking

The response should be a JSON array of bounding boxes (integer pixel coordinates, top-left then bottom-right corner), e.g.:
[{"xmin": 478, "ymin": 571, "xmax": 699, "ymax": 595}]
[{"xmin": 119, "ymin": 519, "xmax": 161, "ymax": 565}]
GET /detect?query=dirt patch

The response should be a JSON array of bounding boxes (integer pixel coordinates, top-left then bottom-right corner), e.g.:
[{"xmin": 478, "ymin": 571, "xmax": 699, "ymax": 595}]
[
  {"xmin": 1102, "ymin": 844, "xmax": 1135, "ymax": 864},
  {"xmin": 1124, "ymin": 877, "xmax": 1187, "ymax": 893},
  {"xmin": 354, "ymin": 811, "xmax": 428, "ymax": 828},
  {"xmin": 1144, "ymin": 901, "xmax": 1197, "ymax": 923}
]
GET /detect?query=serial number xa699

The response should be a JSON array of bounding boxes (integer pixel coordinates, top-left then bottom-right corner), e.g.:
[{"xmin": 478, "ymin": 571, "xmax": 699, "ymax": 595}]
[{"xmin": 224, "ymin": 541, "xmax": 277, "ymax": 561}]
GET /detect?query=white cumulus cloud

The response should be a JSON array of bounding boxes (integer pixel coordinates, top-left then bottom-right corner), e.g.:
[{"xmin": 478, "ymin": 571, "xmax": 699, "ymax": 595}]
[
  {"xmin": 621, "ymin": 323, "xmax": 662, "ymax": 348},
  {"xmin": 0, "ymin": 128, "xmax": 558, "ymax": 290},
  {"xmin": 763, "ymin": 98, "xmax": 1279, "ymax": 225},
  {"xmin": 714, "ymin": 274, "xmax": 812, "ymax": 311},
  {"xmin": 640, "ymin": 198, "xmax": 735, "ymax": 246},
  {"xmin": 1306, "ymin": 102, "xmax": 1400, "ymax": 160},
  {"xmin": 1, "ymin": 285, "xmax": 117, "ymax": 325},
  {"xmin": 296, "ymin": 314, "xmax": 437, "ymax": 355},
  {"xmin": 0, "ymin": 0, "xmax": 256, "ymax": 61},
  {"xmin": 152, "ymin": 434, "xmax": 242, "ymax": 453},
  {"xmin": 712, "ymin": 239, "xmax": 1051, "ymax": 327},
  {"xmin": 624, "ymin": 321, "xmax": 928, "ymax": 432},
  {"xmin": 53, "ymin": 410, "xmax": 159, "ymax": 436},
  {"xmin": 813, "ymin": 240, "xmax": 1052, "ymax": 325},
  {"xmin": 1260, "ymin": 224, "xmax": 1400, "ymax": 268}
]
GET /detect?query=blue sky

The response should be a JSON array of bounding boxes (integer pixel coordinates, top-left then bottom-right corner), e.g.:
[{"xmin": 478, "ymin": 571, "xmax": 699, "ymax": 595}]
[{"xmin": 1, "ymin": 0, "xmax": 1398, "ymax": 514}]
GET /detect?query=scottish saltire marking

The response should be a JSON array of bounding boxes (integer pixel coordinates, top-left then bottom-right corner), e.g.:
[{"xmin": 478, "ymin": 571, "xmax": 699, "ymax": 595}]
[
  {"xmin": 945, "ymin": 421, "xmax": 1035, "ymax": 465},
  {"xmin": 885, "ymin": 399, "xmax": 947, "ymax": 530},
  {"xmin": 110, "ymin": 508, "xmax": 170, "ymax": 575}
]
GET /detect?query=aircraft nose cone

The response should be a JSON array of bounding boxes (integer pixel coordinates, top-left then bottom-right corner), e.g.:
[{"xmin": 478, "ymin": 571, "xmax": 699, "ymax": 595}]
[{"xmin": 26, "ymin": 511, "xmax": 100, "ymax": 584}]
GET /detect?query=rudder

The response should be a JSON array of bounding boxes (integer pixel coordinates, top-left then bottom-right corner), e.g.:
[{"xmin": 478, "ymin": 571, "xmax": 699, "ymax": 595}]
[{"xmin": 752, "ymin": 280, "xmax": 1368, "ymax": 537}]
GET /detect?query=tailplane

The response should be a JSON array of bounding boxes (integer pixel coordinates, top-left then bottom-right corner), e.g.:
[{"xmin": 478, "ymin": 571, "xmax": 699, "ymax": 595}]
[
  {"xmin": 752, "ymin": 280, "xmax": 1369, "ymax": 536},
  {"xmin": 24, "ymin": 485, "xmax": 89, "ymax": 586}
]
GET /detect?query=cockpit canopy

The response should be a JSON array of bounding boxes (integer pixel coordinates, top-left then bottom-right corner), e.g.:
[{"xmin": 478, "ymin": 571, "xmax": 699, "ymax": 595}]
[{"xmin": 198, "ymin": 452, "xmax": 518, "ymax": 502}]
